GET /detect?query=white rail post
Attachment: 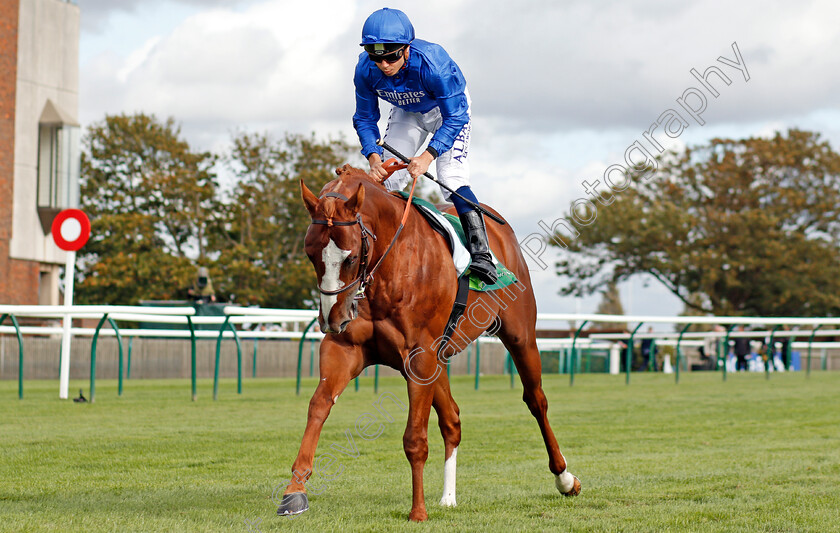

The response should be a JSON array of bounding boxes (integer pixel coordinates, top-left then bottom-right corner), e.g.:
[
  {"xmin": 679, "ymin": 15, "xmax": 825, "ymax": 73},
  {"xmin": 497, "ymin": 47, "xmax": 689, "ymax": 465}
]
[
  {"xmin": 609, "ymin": 342, "xmax": 621, "ymax": 375},
  {"xmin": 59, "ymin": 251, "xmax": 76, "ymax": 399}
]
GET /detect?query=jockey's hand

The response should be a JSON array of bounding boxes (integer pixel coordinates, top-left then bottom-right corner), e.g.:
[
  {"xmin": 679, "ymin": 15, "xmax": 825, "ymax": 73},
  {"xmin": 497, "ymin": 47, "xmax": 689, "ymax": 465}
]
[
  {"xmin": 368, "ymin": 153, "xmax": 388, "ymax": 182},
  {"xmin": 407, "ymin": 151, "xmax": 434, "ymax": 179}
]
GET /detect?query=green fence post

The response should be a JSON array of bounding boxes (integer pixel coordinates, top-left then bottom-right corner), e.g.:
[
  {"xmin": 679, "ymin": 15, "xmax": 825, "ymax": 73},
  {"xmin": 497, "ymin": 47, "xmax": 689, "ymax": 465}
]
[
  {"xmin": 309, "ymin": 339, "xmax": 315, "ymax": 377},
  {"xmin": 297, "ymin": 317, "xmax": 318, "ymax": 396},
  {"xmin": 127, "ymin": 337, "xmax": 134, "ymax": 379},
  {"xmin": 1, "ymin": 314, "xmax": 24, "ymax": 400},
  {"xmin": 234, "ymin": 326, "xmax": 242, "ymax": 394},
  {"xmin": 505, "ymin": 352, "xmax": 512, "ymax": 388},
  {"xmin": 766, "ymin": 325, "xmax": 781, "ymax": 380},
  {"xmin": 107, "ymin": 317, "xmax": 124, "ymax": 397},
  {"xmin": 187, "ymin": 316, "xmax": 197, "ymax": 401},
  {"xmin": 89, "ymin": 315, "xmax": 125, "ymax": 400},
  {"xmin": 785, "ymin": 331, "xmax": 795, "ymax": 371},
  {"xmin": 374, "ymin": 364, "xmax": 380, "ymax": 394},
  {"xmin": 626, "ymin": 323, "xmax": 644, "ymax": 385},
  {"xmin": 676, "ymin": 323, "xmax": 692, "ymax": 385},
  {"xmin": 723, "ymin": 325, "xmax": 735, "ymax": 382},
  {"xmin": 648, "ymin": 339, "xmax": 657, "ymax": 372},
  {"xmin": 807, "ymin": 325, "xmax": 821, "ymax": 378},
  {"xmin": 570, "ymin": 320, "xmax": 588, "ymax": 387},
  {"xmin": 214, "ymin": 315, "xmax": 243, "ymax": 400},
  {"xmin": 213, "ymin": 316, "xmax": 228, "ymax": 401},
  {"xmin": 90, "ymin": 314, "xmax": 110, "ymax": 404},
  {"xmin": 474, "ymin": 339, "xmax": 481, "ymax": 391},
  {"xmin": 253, "ymin": 337, "xmax": 258, "ymax": 378}
]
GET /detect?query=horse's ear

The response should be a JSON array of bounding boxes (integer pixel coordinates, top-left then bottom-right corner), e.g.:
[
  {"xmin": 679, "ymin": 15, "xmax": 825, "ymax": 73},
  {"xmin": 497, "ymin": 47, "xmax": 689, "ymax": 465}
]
[
  {"xmin": 344, "ymin": 183, "xmax": 365, "ymax": 214},
  {"xmin": 300, "ymin": 179, "xmax": 319, "ymax": 217}
]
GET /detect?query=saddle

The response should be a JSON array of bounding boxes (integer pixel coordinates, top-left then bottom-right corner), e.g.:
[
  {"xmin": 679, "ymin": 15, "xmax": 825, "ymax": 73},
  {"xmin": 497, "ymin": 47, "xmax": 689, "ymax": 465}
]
[{"xmin": 380, "ymin": 159, "xmax": 517, "ymax": 355}]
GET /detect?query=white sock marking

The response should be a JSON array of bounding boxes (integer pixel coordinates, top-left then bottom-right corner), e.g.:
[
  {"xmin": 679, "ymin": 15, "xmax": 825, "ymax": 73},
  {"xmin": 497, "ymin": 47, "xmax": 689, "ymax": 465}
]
[
  {"xmin": 555, "ymin": 471, "xmax": 575, "ymax": 493},
  {"xmin": 440, "ymin": 447, "xmax": 457, "ymax": 506}
]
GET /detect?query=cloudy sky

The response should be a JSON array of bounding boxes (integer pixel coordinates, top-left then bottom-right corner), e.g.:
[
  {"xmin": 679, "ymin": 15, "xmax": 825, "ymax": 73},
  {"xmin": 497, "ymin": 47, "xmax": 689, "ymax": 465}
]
[{"xmin": 76, "ymin": 0, "xmax": 840, "ymax": 324}]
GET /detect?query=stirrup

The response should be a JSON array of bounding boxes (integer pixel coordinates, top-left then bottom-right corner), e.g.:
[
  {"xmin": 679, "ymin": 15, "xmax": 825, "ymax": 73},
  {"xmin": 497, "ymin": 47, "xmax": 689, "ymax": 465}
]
[{"xmin": 469, "ymin": 254, "xmax": 498, "ymax": 285}]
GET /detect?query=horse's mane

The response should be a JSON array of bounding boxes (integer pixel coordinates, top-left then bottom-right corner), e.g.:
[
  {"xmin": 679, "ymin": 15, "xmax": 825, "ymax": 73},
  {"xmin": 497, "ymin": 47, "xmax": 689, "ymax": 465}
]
[
  {"xmin": 314, "ymin": 164, "xmax": 387, "ymax": 219},
  {"xmin": 333, "ymin": 163, "xmax": 385, "ymax": 188}
]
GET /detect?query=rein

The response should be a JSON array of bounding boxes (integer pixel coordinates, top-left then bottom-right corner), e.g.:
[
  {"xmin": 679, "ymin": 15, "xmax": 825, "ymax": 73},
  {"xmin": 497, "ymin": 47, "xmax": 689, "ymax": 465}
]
[{"xmin": 311, "ymin": 163, "xmax": 418, "ymax": 299}]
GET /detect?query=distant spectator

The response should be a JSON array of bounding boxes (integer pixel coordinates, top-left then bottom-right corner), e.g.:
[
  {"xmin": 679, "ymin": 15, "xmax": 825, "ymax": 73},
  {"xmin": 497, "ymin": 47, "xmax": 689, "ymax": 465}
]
[
  {"xmin": 732, "ymin": 326, "xmax": 751, "ymax": 372},
  {"xmin": 187, "ymin": 266, "xmax": 217, "ymax": 303},
  {"xmin": 695, "ymin": 325, "xmax": 723, "ymax": 371},
  {"xmin": 618, "ymin": 334, "xmax": 631, "ymax": 372},
  {"xmin": 638, "ymin": 326, "xmax": 658, "ymax": 371},
  {"xmin": 776, "ymin": 326, "xmax": 790, "ymax": 368}
]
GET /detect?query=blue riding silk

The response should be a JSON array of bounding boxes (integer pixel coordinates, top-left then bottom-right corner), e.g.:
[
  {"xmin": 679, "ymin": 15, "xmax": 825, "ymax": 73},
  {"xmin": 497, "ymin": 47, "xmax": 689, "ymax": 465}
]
[{"xmin": 353, "ymin": 39, "xmax": 470, "ymax": 160}]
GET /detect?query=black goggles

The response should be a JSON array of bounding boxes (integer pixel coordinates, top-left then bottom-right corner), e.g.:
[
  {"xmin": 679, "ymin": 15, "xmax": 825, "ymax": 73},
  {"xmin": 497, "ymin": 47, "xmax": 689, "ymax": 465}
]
[{"xmin": 367, "ymin": 46, "xmax": 405, "ymax": 64}]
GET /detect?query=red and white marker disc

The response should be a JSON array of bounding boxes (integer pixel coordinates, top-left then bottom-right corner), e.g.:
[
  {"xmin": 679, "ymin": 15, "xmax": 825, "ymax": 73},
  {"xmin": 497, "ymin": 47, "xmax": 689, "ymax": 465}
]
[{"xmin": 51, "ymin": 209, "xmax": 91, "ymax": 252}]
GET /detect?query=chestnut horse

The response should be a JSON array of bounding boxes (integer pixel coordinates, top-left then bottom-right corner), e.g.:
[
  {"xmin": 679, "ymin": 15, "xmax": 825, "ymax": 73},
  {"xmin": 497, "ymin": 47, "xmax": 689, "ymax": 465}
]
[{"xmin": 278, "ymin": 164, "xmax": 580, "ymax": 522}]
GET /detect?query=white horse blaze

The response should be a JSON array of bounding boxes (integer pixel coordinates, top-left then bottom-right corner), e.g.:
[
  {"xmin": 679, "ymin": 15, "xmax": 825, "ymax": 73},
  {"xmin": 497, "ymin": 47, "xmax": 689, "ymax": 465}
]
[
  {"xmin": 440, "ymin": 447, "xmax": 457, "ymax": 507},
  {"xmin": 555, "ymin": 470, "xmax": 576, "ymax": 493},
  {"xmin": 319, "ymin": 239, "xmax": 351, "ymax": 323}
]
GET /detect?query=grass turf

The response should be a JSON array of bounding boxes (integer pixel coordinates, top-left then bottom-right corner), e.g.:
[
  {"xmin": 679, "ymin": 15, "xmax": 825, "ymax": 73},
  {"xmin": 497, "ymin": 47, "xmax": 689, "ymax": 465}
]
[{"xmin": 1, "ymin": 372, "xmax": 839, "ymax": 532}]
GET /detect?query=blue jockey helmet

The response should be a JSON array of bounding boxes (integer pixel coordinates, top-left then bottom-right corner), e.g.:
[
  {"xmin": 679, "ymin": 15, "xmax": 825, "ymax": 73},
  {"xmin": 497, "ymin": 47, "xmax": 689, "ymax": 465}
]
[{"xmin": 360, "ymin": 8, "xmax": 414, "ymax": 47}]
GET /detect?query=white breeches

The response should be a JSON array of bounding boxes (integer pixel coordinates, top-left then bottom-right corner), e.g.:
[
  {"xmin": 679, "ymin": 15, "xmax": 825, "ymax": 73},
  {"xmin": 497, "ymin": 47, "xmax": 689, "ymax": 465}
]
[{"xmin": 381, "ymin": 91, "xmax": 471, "ymax": 201}]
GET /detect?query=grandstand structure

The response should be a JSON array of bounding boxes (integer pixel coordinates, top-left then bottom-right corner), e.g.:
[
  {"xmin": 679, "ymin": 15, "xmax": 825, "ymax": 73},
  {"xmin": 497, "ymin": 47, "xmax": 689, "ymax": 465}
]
[{"xmin": 0, "ymin": 0, "xmax": 80, "ymax": 307}]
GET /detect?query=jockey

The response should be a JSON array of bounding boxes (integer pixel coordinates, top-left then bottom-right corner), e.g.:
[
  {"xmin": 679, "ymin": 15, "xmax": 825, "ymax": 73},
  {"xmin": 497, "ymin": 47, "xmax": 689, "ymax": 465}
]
[{"xmin": 352, "ymin": 7, "xmax": 498, "ymax": 286}]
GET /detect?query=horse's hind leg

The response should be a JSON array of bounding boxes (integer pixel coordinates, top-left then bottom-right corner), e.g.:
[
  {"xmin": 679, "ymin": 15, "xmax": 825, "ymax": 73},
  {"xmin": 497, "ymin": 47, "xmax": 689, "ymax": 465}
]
[
  {"xmin": 497, "ymin": 322, "xmax": 581, "ymax": 496},
  {"xmin": 432, "ymin": 374, "xmax": 461, "ymax": 507}
]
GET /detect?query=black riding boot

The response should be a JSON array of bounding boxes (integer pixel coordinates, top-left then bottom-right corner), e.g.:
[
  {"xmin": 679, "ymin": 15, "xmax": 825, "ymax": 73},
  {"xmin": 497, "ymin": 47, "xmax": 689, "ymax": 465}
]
[{"xmin": 459, "ymin": 210, "xmax": 498, "ymax": 286}]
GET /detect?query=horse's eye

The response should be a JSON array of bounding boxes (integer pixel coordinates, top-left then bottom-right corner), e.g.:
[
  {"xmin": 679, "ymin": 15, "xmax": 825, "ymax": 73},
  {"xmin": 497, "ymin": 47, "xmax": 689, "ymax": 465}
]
[{"xmin": 345, "ymin": 256, "xmax": 357, "ymax": 266}]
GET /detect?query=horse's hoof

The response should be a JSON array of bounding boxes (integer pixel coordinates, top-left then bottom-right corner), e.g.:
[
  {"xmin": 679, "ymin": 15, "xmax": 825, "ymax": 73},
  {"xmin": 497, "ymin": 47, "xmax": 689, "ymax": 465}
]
[
  {"xmin": 276, "ymin": 492, "xmax": 309, "ymax": 516},
  {"xmin": 555, "ymin": 472, "xmax": 581, "ymax": 496},
  {"xmin": 408, "ymin": 508, "xmax": 428, "ymax": 522}
]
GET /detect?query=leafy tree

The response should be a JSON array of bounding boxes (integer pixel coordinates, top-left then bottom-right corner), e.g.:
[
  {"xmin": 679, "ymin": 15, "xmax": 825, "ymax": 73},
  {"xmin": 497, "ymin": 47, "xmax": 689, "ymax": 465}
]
[
  {"xmin": 213, "ymin": 132, "xmax": 354, "ymax": 307},
  {"xmin": 677, "ymin": 293, "xmax": 715, "ymax": 332},
  {"xmin": 77, "ymin": 113, "xmax": 217, "ymax": 304},
  {"xmin": 553, "ymin": 129, "xmax": 840, "ymax": 317},
  {"xmin": 593, "ymin": 281, "xmax": 627, "ymax": 330}
]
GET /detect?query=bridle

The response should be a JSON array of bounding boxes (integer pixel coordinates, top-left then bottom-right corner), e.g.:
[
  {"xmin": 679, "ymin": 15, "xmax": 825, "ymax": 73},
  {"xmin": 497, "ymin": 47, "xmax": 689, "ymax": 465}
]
[
  {"xmin": 310, "ymin": 167, "xmax": 417, "ymax": 301},
  {"xmin": 310, "ymin": 192, "xmax": 381, "ymax": 300}
]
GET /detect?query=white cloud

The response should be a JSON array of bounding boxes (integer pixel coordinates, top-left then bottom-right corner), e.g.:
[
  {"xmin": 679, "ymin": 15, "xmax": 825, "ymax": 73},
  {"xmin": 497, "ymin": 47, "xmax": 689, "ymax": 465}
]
[
  {"xmin": 82, "ymin": 0, "xmax": 360, "ymax": 127},
  {"xmin": 78, "ymin": 0, "xmax": 840, "ymax": 318}
]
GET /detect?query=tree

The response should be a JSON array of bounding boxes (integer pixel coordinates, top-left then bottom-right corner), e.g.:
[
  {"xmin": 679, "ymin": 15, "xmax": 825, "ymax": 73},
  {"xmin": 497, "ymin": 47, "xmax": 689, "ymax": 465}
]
[
  {"xmin": 594, "ymin": 281, "xmax": 627, "ymax": 330},
  {"xmin": 213, "ymin": 132, "xmax": 354, "ymax": 307},
  {"xmin": 552, "ymin": 129, "xmax": 840, "ymax": 317},
  {"xmin": 77, "ymin": 113, "xmax": 218, "ymax": 304}
]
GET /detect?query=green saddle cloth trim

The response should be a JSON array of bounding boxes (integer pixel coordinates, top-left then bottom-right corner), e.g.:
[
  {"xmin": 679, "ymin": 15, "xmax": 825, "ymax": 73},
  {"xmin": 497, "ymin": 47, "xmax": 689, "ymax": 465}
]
[{"xmin": 396, "ymin": 192, "xmax": 518, "ymax": 292}]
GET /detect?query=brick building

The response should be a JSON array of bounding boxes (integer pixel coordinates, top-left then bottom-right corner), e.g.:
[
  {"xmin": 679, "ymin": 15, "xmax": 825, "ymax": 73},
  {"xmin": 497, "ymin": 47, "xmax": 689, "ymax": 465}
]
[{"xmin": 0, "ymin": 0, "xmax": 80, "ymax": 306}]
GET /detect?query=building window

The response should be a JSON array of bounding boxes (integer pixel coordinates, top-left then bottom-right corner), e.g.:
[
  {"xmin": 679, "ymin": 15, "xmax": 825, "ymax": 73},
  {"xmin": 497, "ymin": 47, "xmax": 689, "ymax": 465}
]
[{"xmin": 36, "ymin": 100, "xmax": 80, "ymax": 232}]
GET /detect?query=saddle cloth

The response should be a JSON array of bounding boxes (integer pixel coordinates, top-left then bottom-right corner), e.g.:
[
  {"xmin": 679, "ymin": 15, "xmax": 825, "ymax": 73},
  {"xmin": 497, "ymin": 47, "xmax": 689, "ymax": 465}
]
[{"xmin": 395, "ymin": 192, "xmax": 517, "ymax": 291}]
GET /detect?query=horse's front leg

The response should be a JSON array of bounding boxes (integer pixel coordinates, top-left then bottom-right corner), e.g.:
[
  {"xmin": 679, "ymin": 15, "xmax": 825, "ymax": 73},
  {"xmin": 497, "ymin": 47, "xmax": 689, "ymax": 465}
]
[
  {"xmin": 403, "ymin": 357, "xmax": 438, "ymax": 522},
  {"xmin": 277, "ymin": 339, "xmax": 362, "ymax": 516}
]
